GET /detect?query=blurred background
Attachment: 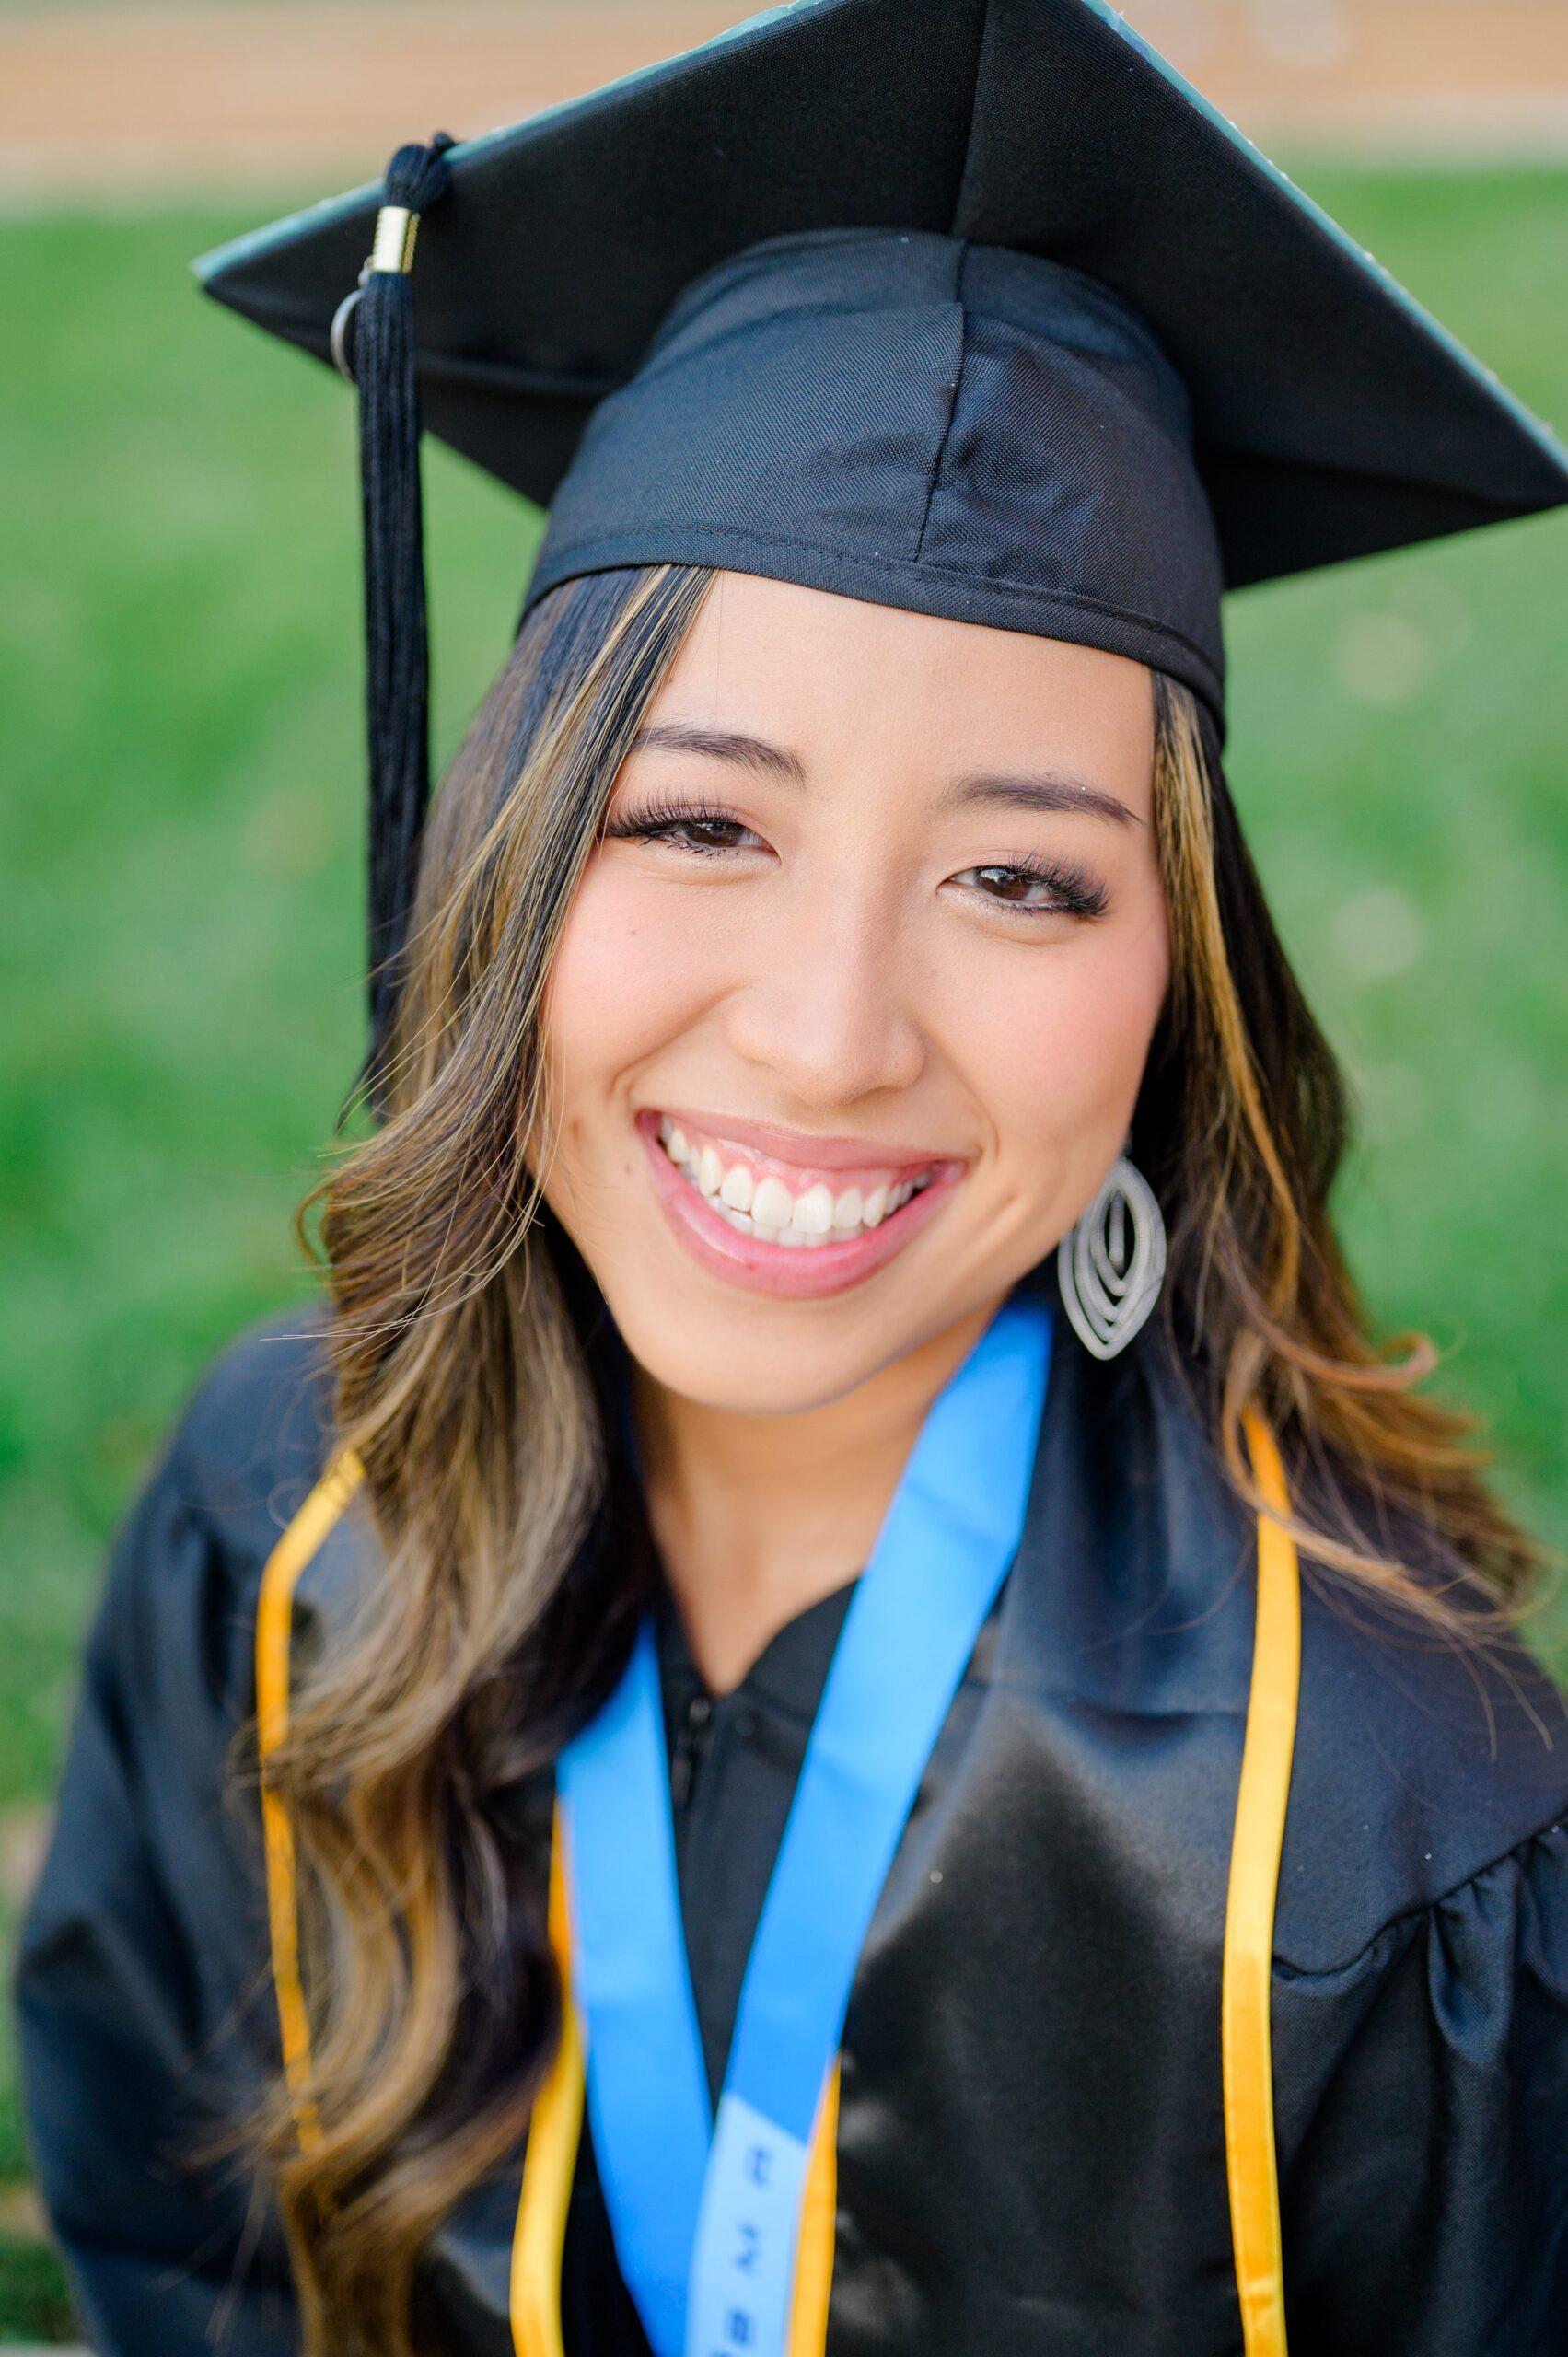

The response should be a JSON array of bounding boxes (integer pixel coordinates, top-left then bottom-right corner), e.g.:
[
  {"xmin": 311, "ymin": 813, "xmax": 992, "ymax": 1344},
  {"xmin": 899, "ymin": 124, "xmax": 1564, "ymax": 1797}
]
[{"xmin": 2, "ymin": 0, "xmax": 1565, "ymax": 2341}]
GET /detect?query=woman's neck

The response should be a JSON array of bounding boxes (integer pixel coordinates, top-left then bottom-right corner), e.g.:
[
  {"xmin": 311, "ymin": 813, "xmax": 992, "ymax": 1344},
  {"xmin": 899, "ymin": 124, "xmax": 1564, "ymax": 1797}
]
[{"xmin": 632, "ymin": 1295, "xmax": 1005, "ymax": 1693}]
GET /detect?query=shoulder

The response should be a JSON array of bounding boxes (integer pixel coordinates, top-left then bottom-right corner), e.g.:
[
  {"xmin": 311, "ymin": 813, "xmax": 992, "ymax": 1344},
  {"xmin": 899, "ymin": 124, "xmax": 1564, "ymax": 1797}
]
[
  {"xmin": 1272, "ymin": 1566, "xmax": 1568, "ymax": 2275},
  {"xmin": 1105, "ymin": 1323, "xmax": 1568, "ymax": 1972},
  {"xmin": 17, "ymin": 1310, "xmax": 342, "ymax": 2128},
  {"xmin": 162, "ymin": 1299, "xmax": 337, "ymax": 1537},
  {"xmin": 1109, "ymin": 1320, "xmax": 1568, "ymax": 1975},
  {"xmin": 1277, "ymin": 1518, "xmax": 1568, "ymax": 1975},
  {"xmin": 86, "ymin": 1304, "xmax": 340, "ymax": 1717}
]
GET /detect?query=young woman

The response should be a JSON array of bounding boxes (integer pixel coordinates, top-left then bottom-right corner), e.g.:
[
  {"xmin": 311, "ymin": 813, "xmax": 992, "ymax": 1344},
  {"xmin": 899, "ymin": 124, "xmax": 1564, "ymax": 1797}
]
[{"xmin": 17, "ymin": 4, "xmax": 1568, "ymax": 2355}]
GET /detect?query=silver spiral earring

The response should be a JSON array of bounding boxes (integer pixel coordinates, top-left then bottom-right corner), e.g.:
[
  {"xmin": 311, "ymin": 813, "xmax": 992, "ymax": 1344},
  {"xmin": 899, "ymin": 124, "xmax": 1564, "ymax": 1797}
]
[{"xmin": 1057, "ymin": 1155, "xmax": 1167, "ymax": 1362}]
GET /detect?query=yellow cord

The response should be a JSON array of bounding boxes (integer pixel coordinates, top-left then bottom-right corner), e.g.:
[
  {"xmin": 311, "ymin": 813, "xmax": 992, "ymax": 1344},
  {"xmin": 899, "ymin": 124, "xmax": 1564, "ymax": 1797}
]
[
  {"xmin": 254, "ymin": 1451, "xmax": 366, "ymax": 2144},
  {"xmin": 1223, "ymin": 1412, "xmax": 1302, "ymax": 2356}
]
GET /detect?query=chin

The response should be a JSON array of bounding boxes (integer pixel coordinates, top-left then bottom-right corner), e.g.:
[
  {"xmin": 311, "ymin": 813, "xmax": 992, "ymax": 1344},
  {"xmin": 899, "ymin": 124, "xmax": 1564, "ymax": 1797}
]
[{"xmin": 604, "ymin": 1281, "xmax": 935, "ymax": 1418}]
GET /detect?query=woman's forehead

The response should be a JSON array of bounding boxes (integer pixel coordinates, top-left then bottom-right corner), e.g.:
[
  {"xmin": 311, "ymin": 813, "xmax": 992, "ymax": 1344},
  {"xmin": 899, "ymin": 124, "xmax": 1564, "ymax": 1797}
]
[{"xmin": 643, "ymin": 572, "xmax": 1157, "ymax": 805}]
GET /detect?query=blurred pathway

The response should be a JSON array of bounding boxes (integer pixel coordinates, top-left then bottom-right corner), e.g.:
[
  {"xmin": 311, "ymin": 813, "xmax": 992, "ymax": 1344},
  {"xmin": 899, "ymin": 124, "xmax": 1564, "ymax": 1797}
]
[{"xmin": 2, "ymin": 0, "xmax": 1567, "ymax": 198}]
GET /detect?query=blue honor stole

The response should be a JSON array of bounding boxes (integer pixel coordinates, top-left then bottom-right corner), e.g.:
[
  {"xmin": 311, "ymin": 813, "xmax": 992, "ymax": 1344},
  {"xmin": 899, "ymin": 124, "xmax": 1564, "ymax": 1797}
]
[{"xmin": 557, "ymin": 1295, "xmax": 1053, "ymax": 2357}]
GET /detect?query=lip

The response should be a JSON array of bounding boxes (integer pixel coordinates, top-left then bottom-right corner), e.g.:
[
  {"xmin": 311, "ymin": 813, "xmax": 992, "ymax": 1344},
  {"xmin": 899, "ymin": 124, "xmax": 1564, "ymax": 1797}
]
[
  {"xmin": 655, "ymin": 1105, "xmax": 949, "ymax": 1178},
  {"xmin": 635, "ymin": 1110, "xmax": 966, "ymax": 1301}
]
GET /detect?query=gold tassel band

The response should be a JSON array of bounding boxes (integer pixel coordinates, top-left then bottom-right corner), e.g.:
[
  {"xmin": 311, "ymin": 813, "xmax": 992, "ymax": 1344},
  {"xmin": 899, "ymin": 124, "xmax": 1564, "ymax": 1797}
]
[{"xmin": 370, "ymin": 204, "xmax": 420, "ymax": 274}]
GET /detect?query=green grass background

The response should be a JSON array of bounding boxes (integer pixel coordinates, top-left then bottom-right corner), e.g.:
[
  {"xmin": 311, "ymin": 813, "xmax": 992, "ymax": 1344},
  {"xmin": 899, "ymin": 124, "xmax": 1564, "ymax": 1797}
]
[{"xmin": 2, "ymin": 168, "xmax": 1566, "ymax": 2337}]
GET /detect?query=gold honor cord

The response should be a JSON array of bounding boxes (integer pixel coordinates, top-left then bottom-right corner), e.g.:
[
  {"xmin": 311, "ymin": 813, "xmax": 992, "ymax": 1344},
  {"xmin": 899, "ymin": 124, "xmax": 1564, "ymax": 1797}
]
[
  {"xmin": 255, "ymin": 1449, "xmax": 366, "ymax": 2147},
  {"xmin": 1225, "ymin": 1411, "xmax": 1303, "ymax": 2357},
  {"xmin": 509, "ymin": 1813, "xmax": 584, "ymax": 2357},
  {"xmin": 255, "ymin": 1424, "xmax": 1300, "ymax": 2352}
]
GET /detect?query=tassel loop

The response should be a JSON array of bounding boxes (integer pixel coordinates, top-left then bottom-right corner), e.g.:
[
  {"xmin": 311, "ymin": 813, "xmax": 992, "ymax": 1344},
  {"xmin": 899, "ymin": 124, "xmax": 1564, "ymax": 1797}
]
[{"xmin": 342, "ymin": 131, "xmax": 455, "ymax": 1118}]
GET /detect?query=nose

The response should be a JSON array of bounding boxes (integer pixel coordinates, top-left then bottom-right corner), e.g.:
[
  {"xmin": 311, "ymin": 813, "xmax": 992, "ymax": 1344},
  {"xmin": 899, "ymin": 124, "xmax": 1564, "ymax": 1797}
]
[{"xmin": 722, "ymin": 874, "xmax": 926, "ymax": 1109}]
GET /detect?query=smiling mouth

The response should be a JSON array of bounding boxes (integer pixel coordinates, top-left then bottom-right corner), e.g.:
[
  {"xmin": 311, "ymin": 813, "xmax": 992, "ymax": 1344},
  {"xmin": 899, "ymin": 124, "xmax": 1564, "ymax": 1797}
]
[{"xmin": 655, "ymin": 1114, "xmax": 939, "ymax": 1248}]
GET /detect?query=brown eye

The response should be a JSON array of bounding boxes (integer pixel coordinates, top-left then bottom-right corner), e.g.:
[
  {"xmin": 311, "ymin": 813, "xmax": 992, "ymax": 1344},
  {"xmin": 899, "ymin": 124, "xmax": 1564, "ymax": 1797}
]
[
  {"xmin": 601, "ymin": 802, "xmax": 767, "ymax": 857},
  {"xmin": 952, "ymin": 862, "xmax": 1065, "ymax": 905},
  {"xmin": 950, "ymin": 861, "xmax": 1109, "ymax": 920},
  {"xmin": 973, "ymin": 865, "xmax": 1051, "ymax": 903},
  {"xmin": 670, "ymin": 816, "xmax": 752, "ymax": 852}
]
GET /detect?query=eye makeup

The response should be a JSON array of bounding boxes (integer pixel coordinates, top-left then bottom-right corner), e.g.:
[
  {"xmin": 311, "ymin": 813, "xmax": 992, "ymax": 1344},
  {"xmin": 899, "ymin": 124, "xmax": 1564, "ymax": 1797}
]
[
  {"xmin": 948, "ymin": 857, "xmax": 1109, "ymax": 920},
  {"xmin": 601, "ymin": 795, "xmax": 762, "ymax": 855},
  {"xmin": 605, "ymin": 795, "xmax": 1112, "ymax": 923}
]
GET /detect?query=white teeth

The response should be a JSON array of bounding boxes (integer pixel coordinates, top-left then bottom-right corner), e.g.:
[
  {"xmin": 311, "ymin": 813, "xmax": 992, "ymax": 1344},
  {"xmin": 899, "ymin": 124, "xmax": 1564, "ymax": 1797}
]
[
  {"xmin": 720, "ymin": 1163, "xmax": 755, "ymax": 1213},
  {"xmin": 791, "ymin": 1183, "xmax": 835, "ymax": 1235},
  {"xmin": 656, "ymin": 1123, "xmax": 944, "ymax": 1248},
  {"xmin": 752, "ymin": 1175, "xmax": 796, "ymax": 1230},
  {"xmin": 832, "ymin": 1187, "xmax": 863, "ymax": 1230}
]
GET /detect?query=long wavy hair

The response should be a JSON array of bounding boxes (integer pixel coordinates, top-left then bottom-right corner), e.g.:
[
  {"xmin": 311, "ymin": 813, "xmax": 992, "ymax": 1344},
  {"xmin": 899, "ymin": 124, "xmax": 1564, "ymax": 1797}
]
[{"xmin": 255, "ymin": 558, "xmax": 1541, "ymax": 2352}]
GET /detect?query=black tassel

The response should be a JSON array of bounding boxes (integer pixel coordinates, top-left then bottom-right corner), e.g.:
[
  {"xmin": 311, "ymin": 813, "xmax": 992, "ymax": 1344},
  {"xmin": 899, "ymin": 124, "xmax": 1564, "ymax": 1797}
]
[{"xmin": 346, "ymin": 132, "xmax": 455, "ymax": 1119}]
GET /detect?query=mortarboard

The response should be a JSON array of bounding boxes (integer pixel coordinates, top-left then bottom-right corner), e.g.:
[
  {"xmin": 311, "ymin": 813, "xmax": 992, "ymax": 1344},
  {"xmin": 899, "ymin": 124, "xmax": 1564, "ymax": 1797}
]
[{"xmin": 194, "ymin": 0, "xmax": 1568, "ymax": 1108}]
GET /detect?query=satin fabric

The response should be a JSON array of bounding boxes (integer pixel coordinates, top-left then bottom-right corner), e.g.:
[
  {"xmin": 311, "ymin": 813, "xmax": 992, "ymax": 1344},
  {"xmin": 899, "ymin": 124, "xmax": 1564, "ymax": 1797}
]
[{"xmin": 17, "ymin": 1295, "xmax": 1568, "ymax": 2354}]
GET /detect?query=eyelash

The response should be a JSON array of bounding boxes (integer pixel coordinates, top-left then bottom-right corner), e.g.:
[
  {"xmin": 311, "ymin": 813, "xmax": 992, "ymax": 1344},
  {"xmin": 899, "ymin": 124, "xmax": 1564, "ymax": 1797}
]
[
  {"xmin": 602, "ymin": 798, "xmax": 1110, "ymax": 921},
  {"xmin": 604, "ymin": 795, "xmax": 745, "ymax": 853}
]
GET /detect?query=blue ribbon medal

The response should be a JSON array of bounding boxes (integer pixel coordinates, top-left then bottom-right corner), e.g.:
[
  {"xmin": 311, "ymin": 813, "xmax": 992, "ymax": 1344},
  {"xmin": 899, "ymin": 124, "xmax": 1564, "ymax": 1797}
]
[{"xmin": 557, "ymin": 1294, "xmax": 1053, "ymax": 2357}]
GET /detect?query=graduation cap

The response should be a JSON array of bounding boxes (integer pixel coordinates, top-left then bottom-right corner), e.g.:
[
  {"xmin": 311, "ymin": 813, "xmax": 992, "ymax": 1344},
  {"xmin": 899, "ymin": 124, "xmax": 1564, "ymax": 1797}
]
[{"xmin": 194, "ymin": 0, "xmax": 1568, "ymax": 1110}]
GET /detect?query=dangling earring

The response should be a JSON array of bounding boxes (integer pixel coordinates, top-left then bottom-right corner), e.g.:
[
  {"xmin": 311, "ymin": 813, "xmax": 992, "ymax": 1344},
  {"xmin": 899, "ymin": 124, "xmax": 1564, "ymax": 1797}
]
[{"xmin": 1057, "ymin": 1154, "xmax": 1167, "ymax": 1361}]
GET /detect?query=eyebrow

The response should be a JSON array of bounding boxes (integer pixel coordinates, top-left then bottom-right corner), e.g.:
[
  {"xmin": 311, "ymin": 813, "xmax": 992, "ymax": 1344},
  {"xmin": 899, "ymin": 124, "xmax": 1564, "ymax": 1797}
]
[
  {"xmin": 629, "ymin": 722, "xmax": 807, "ymax": 785},
  {"xmin": 630, "ymin": 722, "xmax": 1139, "ymax": 827},
  {"xmin": 936, "ymin": 772, "xmax": 1142, "ymax": 828}
]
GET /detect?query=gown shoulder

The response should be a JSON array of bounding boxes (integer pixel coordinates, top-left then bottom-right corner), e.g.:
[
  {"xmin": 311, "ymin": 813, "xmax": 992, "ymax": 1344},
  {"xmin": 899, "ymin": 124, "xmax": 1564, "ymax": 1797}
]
[
  {"xmin": 1270, "ymin": 1514, "xmax": 1568, "ymax": 2354},
  {"xmin": 149, "ymin": 1299, "xmax": 337, "ymax": 1560},
  {"xmin": 1280, "ymin": 1509, "xmax": 1568, "ymax": 1973},
  {"xmin": 14, "ymin": 1306, "xmax": 337, "ymax": 2357}
]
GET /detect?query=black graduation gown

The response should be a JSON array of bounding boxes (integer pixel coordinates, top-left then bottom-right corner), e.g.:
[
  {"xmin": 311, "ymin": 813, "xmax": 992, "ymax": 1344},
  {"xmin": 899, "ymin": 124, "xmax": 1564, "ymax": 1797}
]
[{"xmin": 16, "ymin": 1306, "xmax": 1568, "ymax": 2355}]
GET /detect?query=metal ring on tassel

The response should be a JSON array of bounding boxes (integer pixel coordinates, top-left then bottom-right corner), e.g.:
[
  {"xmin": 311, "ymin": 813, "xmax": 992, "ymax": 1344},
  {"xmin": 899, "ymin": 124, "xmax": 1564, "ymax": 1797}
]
[
  {"xmin": 331, "ymin": 275, "xmax": 367, "ymax": 382},
  {"xmin": 1057, "ymin": 1155, "xmax": 1167, "ymax": 1362}
]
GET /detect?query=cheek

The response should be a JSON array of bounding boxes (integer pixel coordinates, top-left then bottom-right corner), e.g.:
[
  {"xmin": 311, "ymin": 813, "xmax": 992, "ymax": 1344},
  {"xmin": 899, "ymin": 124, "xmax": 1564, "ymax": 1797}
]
[
  {"xmin": 540, "ymin": 858, "xmax": 732, "ymax": 1126},
  {"xmin": 950, "ymin": 903, "xmax": 1170, "ymax": 1170}
]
